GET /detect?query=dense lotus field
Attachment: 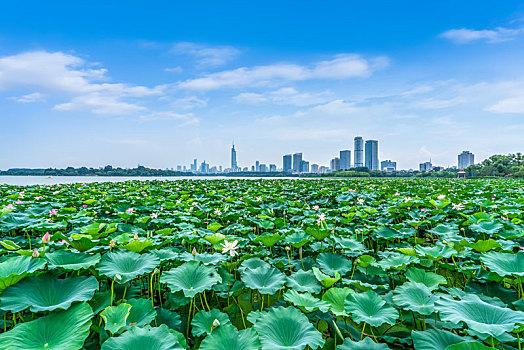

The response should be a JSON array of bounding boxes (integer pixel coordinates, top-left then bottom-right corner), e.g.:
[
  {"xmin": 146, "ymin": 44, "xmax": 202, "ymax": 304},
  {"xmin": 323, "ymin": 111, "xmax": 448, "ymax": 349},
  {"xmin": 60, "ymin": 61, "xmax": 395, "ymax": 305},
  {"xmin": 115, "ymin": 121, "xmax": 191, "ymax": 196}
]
[{"xmin": 0, "ymin": 179, "xmax": 523, "ymax": 349}]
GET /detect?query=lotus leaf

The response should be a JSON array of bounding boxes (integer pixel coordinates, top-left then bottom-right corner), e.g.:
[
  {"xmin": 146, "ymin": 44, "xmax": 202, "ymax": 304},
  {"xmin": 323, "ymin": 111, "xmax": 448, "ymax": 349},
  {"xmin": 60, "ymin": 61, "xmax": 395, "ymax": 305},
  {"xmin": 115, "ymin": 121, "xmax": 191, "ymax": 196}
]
[
  {"xmin": 283, "ymin": 289, "xmax": 330, "ymax": 313},
  {"xmin": 0, "ymin": 255, "xmax": 46, "ymax": 292},
  {"xmin": 286, "ymin": 269, "xmax": 322, "ymax": 294},
  {"xmin": 242, "ymin": 266, "xmax": 286, "ymax": 295},
  {"xmin": 100, "ymin": 303, "xmax": 132, "ymax": 334},
  {"xmin": 344, "ymin": 290, "xmax": 398, "ymax": 327},
  {"xmin": 253, "ymin": 306, "xmax": 325, "ymax": 350},
  {"xmin": 0, "ymin": 302, "xmax": 93, "ymax": 350},
  {"xmin": 191, "ymin": 309, "xmax": 231, "ymax": 336},
  {"xmin": 45, "ymin": 250, "xmax": 101, "ymax": 271},
  {"xmin": 161, "ymin": 260, "xmax": 222, "ymax": 298},
  {"xmin": 338, "ymin": 337, "xmax": 390, "ymax": 349},
  {"xmin": 200, "ymin": 324, "xmax": 261, "ymax": 350},
  {"xmin": 101, "ymin": 324, "xmax": 183, "ymax": 350},
  {"xmin": 96, "ymin": 250, "xmax": 160, "ymax": 284}
]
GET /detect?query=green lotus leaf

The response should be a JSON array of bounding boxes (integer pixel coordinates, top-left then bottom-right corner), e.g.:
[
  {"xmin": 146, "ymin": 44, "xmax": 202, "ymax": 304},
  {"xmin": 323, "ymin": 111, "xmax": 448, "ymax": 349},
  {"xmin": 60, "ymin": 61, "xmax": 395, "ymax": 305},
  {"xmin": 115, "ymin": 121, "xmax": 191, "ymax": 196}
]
[
  {"xmin": 192, "ymin": 309, "xmax": 231, "ymax": 337},
  {"xmin": 415, "ymin": 243, "xmax": 456, "ymax": 260},
  {"xmin": 242, "ymin": 266, "xmax": 286, "ymax": 295},
  {"xmin": 90, "ymin": 290, "xmax": 111, "ymax": 314},
  {"xmin": 0, "ymin": 255, "xmax": 46, "ymax": 293},
  {"xmin": 96, "ymin": 250, "xmax": 160, "ymax": 284},
  {"xmin": 200, "ymin": 324, "xmax": 261, "ymax": 350},
  {"xmin": 412, "ymin": 329, "xmax": 474, "ymax": 350},
  {"xmin": 392, "ymin": 281, "xmax": 438, "ymax": 315},
  {"xmin": 179, "ymin": 252, "xmax": 227, "ymax": 265},
  {"xmin": 155, "ymin": 308, "xmax": 182, "ymax": 331},
  {"xmin": 101, "ymin": 324, "xmax": 183, "ymax": 350},
  {"xmin": 125, "ymin": 298, "xmax": 157, "ymax": 328},
  {"xmin": 0, "ymin": 240, "xmax": 21, "ymax": 251},
  {"xmin": 376, "ymin": 254, "xmax": 419, "ymax": 270},
  {"xmin": 286, "ymin": 269, "xmax": 322, "ymax": 294},
  {"xmin": 151, "ymin": 248, "xmax": 179, "ymax": 262},
  {"xmin": 406, "ymin": 267, "xmax": 447, "ymax": 291},
  {"xmin": 283, "ymin": 289, "xmax": 330, "ymax": 313},
  {"xmin": 100, "ymin": 303, "xmax": 132, "ymax": 334},
  {"xmin": 0, "ymin": 302, "xmax": 93, "ymax": 350},
  {"xmin": 322, "ymin": 287, "xmax": 353, "ymax": 316},
  {"xmin": 254, "ymin": 233, "xmax": 281, "ymax": 247},
  {"xmin": 461, "ymin": 239, "xmax": 501, "ymax": 253},
  {"xmin": 122, "ymin": 239, "xmax": 154, "ymax": 252},
  {"xmin": 253, "ymin": 306, "xmax": 325, "ymax": 350},
  {"xmin": 240, "ymin": 258, "xmax": 271, "ymax": 273},
  {"xmin": 161, "ymin": 260, "xmax": 222, "ymax": 298},
  {"xmin": 316, "ymin": 253, "xmax": 352, "ymax": 276},
  {"xmin": 45, "ymin": 250, "xmax": 101, "ymax": 271},
  {"xmin": 428, "ymin": 224, "xmax": 461, "ymax": 241},
  {"xmin": 344, "ymin": 290, "xmax": 398, "ymax": 327},
  {"xmin": 0, "ymin": 274, "xmax": 98, "ymax": 313},
  {"xmin": 69, "ymin": 236, "xmax": 99, "ymax": 252},
  {"xmin": 312, "ymin": 267, "xmax": 340, "ymax": 288},
  {"xmin": 436, "ymin": 294, "xmax": 524, "ymax": 339},
  {"xmin": 338, "ymin": 337, "xmax": 390, "ymax": 349},
  {"xmin": 469, "ymin": 221, "xmax": 503, "ymax": 235},
  {"xmin": 334, "ymin": 236, "xmax": 366, "ymax": 252},
  {"xmin": 444, "ymin": 342, "xmax": 493, "ymax": 350},
  {"xmin": 481, "ymin": 251, "xmax": 524, "ymax": 277}
]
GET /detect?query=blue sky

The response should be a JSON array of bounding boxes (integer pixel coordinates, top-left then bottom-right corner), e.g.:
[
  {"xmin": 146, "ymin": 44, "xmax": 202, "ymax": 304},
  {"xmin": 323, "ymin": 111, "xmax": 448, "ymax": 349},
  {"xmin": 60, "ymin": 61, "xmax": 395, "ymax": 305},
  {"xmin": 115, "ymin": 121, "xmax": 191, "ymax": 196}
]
[{"xmin": 1, "ymin": 1, "xmax": 523, "ymax": 170}]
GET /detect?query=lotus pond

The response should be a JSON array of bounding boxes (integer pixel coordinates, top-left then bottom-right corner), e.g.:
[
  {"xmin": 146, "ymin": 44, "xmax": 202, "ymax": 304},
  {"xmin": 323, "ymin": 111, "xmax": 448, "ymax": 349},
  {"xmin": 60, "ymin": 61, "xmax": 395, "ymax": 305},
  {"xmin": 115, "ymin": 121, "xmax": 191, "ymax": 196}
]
[{"xmin": 0, "ymin": 178, "xmax": 523, "ymax": 349}]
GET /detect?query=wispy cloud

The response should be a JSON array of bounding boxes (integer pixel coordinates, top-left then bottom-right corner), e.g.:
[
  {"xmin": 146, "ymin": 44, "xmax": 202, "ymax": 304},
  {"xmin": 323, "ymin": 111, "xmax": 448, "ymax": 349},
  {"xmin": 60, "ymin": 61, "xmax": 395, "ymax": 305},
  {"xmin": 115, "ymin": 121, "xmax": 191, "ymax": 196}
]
[
  {"xmin": 139, "ymin": 111, "xmax": 194, "ymax": 121},
  {"xmin": 234, "ymin": 87, "xmax": 332, "ymax": 106},
  {"xmin": 0, "ymin": 51, "xmax": 164, "ymax": 115},
  {"xmin": 440, "ymin": 27, "xmax": 524, "ymax": 44},
  {"xmin": 11, "ymin": 92, "xmax": 46, "ymax": 103},
  {"xmin": 172, "ymin": 42, "xmax": 240, "ymax": 67},
  {"xmin": 178, "ymin": 54, "xmax": 388, "ymax": 90}
]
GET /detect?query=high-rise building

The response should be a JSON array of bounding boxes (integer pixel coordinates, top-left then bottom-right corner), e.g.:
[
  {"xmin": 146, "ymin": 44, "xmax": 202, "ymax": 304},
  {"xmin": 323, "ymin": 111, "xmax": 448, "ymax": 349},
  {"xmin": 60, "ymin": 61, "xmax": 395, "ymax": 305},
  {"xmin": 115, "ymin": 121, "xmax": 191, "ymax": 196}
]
[
  {"xmin": 381, "ymin": 160, "xmax": 397, "ymax": 172},
  {"xmin": 193, "ymin": 159, "xmax": 197, "ymax": 172},
  {"xmin": 283, "ymin": 154, "xmax": 292, "ymax": 172},
  {"xmin": 269, "ymin": 164, "xmax": 277, "ymax": 172},
  {"xmin": 330, "ymin": 157, "xmax": 340, "ymax": 171},
  {"xmin": 299, "ymin": 160, "xmax": 309, "ymax": 173},
  {"xmin": 419, "ymin": 161, "xmax": 432, "ymax": 172},
  {"xmin": 255, "ymin": 160, "xmax": 260, "ymax": 172},
  {"xmin": 231, "ymin": 143, "xmax": 237, "ymax": 170},
  {"xmin": 340, "ymin": 150, "xmax": 351, "ymax": 170},
  {"xmin": 364, "ymin": 140, "xmax": 379, "ymax": 170},
  {"xmin": 310, "ymin": 164, "xmax": 319, "ymax": 173},
  {"xmin": 259, "ymin": 164, "xmax": 267, "ymax": 172},
  {"xmin": 292, "ymin": 153, "xmax": 303, "ymax": 172},
  {"xmin": 458, "ymin": 151, "xmax": 475, "ymax": 169},
  {"xmin": 354, "ymin": 136, "xmax": 364, "ymax": 167}
]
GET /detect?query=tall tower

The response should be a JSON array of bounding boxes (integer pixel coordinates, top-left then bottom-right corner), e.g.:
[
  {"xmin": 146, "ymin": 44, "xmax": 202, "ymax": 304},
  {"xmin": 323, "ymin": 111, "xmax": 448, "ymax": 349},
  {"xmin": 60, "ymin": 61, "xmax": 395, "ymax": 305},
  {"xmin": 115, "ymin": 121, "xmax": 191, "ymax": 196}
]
[
  {"xmin": 340, "ymin": 150, "xmax": 351, "ymax": 170},
  {"xmin": 354, "ymin": 136, "xmax": 363, "ymax": 167},
  {"xmin": 292, "ymin": 153, "xmax": 303, "ymax": 172},
  {"xmin": 231, "ymin": 143, "xmax": 237, "ymax": 170},
  {"xmin": 365, "ymin": 140, "xmax": 379, "ymax": 170}
]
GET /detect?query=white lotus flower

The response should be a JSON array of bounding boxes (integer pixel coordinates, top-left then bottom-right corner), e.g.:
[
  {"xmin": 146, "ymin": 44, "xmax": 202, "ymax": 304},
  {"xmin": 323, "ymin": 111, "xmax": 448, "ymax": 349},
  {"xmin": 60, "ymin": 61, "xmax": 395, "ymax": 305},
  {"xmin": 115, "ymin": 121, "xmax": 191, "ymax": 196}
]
[
  {"xmin": 221, "ymin": 240, "xmax": 239, "ymax": 257},
  {"xmin": 452, "ymin": 203, "xmax": 465, "ymax": 211},
  {"xmin": 437, "ymin": 195, "xmax": 446, "ymax": 200}
]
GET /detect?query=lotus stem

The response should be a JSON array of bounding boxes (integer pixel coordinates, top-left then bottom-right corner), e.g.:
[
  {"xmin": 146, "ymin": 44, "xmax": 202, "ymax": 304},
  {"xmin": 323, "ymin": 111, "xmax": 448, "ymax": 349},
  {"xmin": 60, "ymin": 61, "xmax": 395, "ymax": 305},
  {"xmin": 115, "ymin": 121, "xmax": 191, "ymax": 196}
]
[
  {"xmin": 202, "ymin": 291, "xmax": 211, "ymax": 311},
  {"xmin": 360, "ymin": 322, "xmax": 366, "ymax": 340},
  {"xmin": 110, "ymin": 280, "xmax": 114, "ymax": 306},
  {"xmin": 157, "ymin": 278, "xmax": 163, "ymax": 309},
  {"xmin": 122, "ymin": 283, "xmax": 128, "ymax": 301},
  {"xmin": 186, "ymin": 297, "xmax": 194, "ymax": 339},
  {"xmin": 260, "ymin": 293, "xmax": 264, "ymax": 311},
  {"xmin": 227, "ymin": 256, "xmax": 232, "ymax": 306},
  {"xmin": 150, "ymin": 273, "xmax": 154, "ymax": 308},
  {"xmin": 518, "ymin": 331, "xmax": 522, "ymax": 350}
]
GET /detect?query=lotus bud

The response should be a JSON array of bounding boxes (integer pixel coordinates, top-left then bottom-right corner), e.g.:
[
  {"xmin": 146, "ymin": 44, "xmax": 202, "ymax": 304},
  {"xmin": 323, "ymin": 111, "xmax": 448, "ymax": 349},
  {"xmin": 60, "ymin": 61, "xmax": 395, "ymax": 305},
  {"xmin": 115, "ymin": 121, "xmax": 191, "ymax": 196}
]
[
  {"xmin": 109, "ymin": 241, "xmax": 116, "ymax": 248},
  {"xmin": 212, "ymin": 319, "xmax": 220, "ymax": 328},
  {"xmin": 285, "ymin": 246, "xmax": 290, "ymax": 252},
  {"xmin": 134, "ymin": 233, "xmax": 139, "ymax": 240},
  {"xmin": 192, "ymin": 247, "xmax": 197, "ymax": 256},
  {"xmin": 32, "ymin": 248, "xmax": 39, "ymax": 258},
  {"xmin": 42, "ymin": 232, "xmax": 50, "ymax": 244},
  {"xmin": 153, "ymin": 268, "xmax": 160, "ymax": 275},
  {"xmin": 114, "ymin": 274, "xmax": 122, "ymax": 283}
]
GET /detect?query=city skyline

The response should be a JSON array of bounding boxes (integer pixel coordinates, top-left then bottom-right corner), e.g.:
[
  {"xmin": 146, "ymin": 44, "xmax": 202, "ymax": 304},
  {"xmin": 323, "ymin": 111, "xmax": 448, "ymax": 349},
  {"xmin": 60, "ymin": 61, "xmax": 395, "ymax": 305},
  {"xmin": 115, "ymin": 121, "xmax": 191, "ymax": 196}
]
[{"xmin": 1, "ymin": 1, "xmax": 523, "ymax": 170}]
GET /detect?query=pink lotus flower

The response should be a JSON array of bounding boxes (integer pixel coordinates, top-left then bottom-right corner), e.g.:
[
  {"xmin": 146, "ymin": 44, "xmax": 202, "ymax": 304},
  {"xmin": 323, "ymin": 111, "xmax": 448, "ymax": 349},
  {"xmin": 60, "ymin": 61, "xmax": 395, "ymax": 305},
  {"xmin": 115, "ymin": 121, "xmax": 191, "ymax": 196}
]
[
  {"xmin": 394, "ymin": 192, "xmax": 400, "ymax": 196},
  {"xmin": 82, "ymin": 204, "xmax": 88, "ymax": 208},
  {"xmin": 421, "ymin": 208, "xmax": 427, "ymax": 213},
  {"xmin": 16, "ymin": 200, "xmax": 23, "ymax": 204},
  {"xmin": 32, "ymin": 248, "xmax": 39, "ymax": 258},
  {"xmin": 49, "ymin": 209, "xmax": 58, "ymax": 216},
  {"xmin": 42, "ymin": 232, "xmax": 50, "ymax": 244},
  {"xmin": 5, "ymin": 204, "xmax": 14, "ymax": 210},
  {"xmin": 134, "ymin": 233, "xmax": 139, "ymax": 240},
  {"xmin": 125, "ymin": 207, "xmax": 135, "ymax": 214}
]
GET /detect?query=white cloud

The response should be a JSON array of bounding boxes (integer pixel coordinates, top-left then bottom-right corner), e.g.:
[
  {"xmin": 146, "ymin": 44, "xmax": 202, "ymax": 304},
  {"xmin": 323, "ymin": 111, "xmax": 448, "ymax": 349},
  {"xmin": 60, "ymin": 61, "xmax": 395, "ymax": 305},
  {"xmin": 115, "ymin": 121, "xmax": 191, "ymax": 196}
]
[
  {"xmin": 487, "ymin": 96, "xmax": 524, "ymax": 114},
  {"xmin": 171, "ymin": 96, "xmax": 208, "ymax": 109},
  {"xmin": 139, "ymin": 111, "xmax": 194, "ymax": 121},
  {"xmin": 234, "ymin": 87, "xmax": 332, "ymax": 106},
  {"xmin": 0, "ymin": 51, "xmax": 164, "ymax": 115},
  {"xmin": 440, "ymin": 27, "xmax": 523, "ymax": 44},
  {"xmin": 172, "ymin": 42, "xmax": 240, "ymax": 67},
  {"xmin": 11, "ymin": 92, "xmax": 46, "ymax": 103},
  {"xmin": 178, "ymin": 54, "xmax": 388, "ymax": 90}
]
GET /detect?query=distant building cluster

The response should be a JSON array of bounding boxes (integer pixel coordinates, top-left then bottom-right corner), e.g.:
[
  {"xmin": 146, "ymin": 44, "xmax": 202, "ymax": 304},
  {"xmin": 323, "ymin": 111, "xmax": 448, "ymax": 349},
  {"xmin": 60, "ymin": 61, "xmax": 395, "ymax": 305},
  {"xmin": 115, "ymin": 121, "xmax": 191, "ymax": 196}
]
[{"xmin": 174, "ymin": 141, "xmax": 475, "ymax": 175}]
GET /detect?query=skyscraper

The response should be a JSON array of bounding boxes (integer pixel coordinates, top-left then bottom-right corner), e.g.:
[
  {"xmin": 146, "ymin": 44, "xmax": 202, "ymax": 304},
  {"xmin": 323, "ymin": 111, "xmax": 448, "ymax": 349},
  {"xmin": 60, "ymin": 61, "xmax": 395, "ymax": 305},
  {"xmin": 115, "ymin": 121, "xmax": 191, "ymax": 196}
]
[
  {"xmin": 231, "ymin": 143, "xmax": 237, "ymax": 170},
  {"xmin": 354, "ymin": 136, "xmax": 363, "ymax": 167},
  {"xmin": 330, "ymin": 157, "xmax": 340, "ymax": 171},
  {"xmin": 283, "ymin": 154, "xmax": 292, "ymax": 172},
  {"xmin": 292, "ymin": 153, "xmax": 303, "ymax": 172},
  {"xmin": 364, "ymin": 140, "xmax": 379, "ymax": 170},
  {"xmin": 458, "ymin": 151, "xmax": 474, "ymax": 169},
  {"xmin": 299, "ymin": 160, "xmax": 309, "ymax": 173},
  {"xmin": 381, "ymin": 160, "xmax": 397, "ymax": 172},
  {"xmin": 340, "ymin": 150, "xmax": 351, "ymax": 170}
]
